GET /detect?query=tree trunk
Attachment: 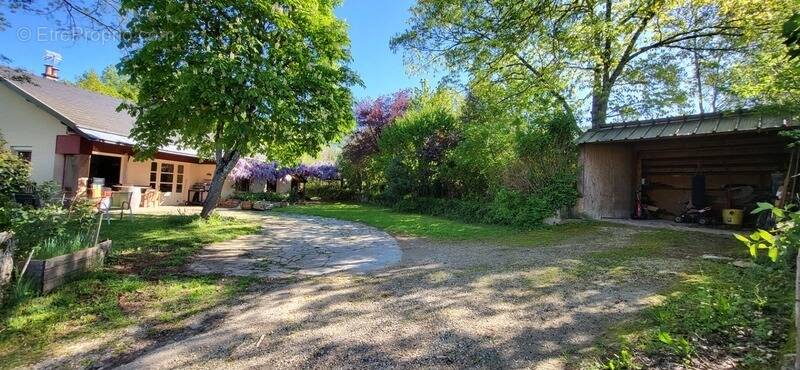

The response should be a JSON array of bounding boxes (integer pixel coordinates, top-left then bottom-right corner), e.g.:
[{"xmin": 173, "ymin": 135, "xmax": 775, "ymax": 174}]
[
  {"xmin": 795, "ymin": 248, "xmax": 799, "ymax": 370},
  {"xmin": 200, "ymin": 151, "xmax": 241, "ymax": 219},
  {"xmin": 590, "ymin": 89, "xmax": 610, "ymax": 129},
  {"xmin": 692, "ymin": 49, "xmax": 705, "ymax": 114}
]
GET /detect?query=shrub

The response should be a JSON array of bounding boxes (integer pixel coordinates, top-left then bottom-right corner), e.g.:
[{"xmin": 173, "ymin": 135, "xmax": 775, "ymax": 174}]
[
  {"xmin": 304, "ymin": 181, "xmax": 355, "ymax": 201},
  {"xmin": 231, "ymin": 191, "xmax": 288, "ymax": 202},
  {"xmin": 0, "ymin": 131, "xmax": 31, "ymax": 201},
  {"xmin": 0, "ymin": 198, "xmax": 97, "ymax": 261}
]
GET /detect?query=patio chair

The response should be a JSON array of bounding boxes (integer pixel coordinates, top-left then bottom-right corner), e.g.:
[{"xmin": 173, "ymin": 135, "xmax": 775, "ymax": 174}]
[{"xmin": 100, "ymin": 191, "xmax": 133, "ymax": 223}]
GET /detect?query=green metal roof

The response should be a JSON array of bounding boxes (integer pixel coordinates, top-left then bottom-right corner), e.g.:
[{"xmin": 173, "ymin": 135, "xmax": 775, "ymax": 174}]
[{"xmin": 577, "ymin": 111, "xmax": 797, "ymax": 144}]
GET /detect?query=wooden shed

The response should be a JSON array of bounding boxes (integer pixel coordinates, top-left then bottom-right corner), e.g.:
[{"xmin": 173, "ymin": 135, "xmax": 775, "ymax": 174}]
[{"xmin": 576, "ymin": 110, "xmax": 799, "ymax": 223}]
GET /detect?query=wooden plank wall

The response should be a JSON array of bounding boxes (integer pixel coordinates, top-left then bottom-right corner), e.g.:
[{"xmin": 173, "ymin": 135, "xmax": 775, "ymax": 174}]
[
  {"xmin": 633, "ymin": 133, "xmax": 790, "ymax": 218},
  {"xmin": 577, "ymin": 143, "xmax": 634, "ymax": 219}
]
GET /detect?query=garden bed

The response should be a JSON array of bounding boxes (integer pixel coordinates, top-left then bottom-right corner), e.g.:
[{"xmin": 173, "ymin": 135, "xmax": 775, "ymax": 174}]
[{"xmin": 23, "ymin": 240, "xmax": 112, "ymax": 294}]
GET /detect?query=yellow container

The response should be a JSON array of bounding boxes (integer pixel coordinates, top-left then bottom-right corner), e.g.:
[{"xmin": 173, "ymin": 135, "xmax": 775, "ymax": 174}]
[{"xmin": 723, "ymin": 209, "xmax": 744, "ymax": 225}]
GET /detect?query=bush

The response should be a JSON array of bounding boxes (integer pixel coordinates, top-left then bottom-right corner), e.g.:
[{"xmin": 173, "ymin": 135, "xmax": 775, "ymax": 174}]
[
  {"xmin": 388, "ymin": 176, "xmax": 578, "ymax": 229},
  {"xmin": 0, "ymin": 131, "xmax": 31, "ymax": 201},
  {"xmin": 304, "ymin": 181, "xmax": 356, "ymax": 201},
  {"xmin": 0, "ymin": 198, "xmax": 97, "ymax": 260},
  {"xmin": 231, "ymin": 191, "xmax": 288, "ymax": 202}
]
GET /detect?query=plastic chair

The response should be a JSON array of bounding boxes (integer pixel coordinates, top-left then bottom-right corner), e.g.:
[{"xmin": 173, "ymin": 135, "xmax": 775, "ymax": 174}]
[{"xmin": 101, "ymin": 192, "xmax": 133, "ymax": 223}]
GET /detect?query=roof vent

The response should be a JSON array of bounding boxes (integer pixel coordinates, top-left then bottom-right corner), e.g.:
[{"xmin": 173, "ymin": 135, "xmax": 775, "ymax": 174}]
[{"xmin": 42, "ymin": 50, "xmax": 62, "ymax": 81}]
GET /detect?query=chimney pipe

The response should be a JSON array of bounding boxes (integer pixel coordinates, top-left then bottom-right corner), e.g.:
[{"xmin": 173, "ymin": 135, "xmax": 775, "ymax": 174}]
[{"xmin": 43, "ymin": 65, "xmax": 59, "ymax": 80}]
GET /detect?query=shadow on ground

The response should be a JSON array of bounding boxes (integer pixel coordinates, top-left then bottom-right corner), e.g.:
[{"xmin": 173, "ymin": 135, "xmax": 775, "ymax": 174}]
[{"xmin": 103, "ymin": 223, "xmax": 740, "ymax": 369}]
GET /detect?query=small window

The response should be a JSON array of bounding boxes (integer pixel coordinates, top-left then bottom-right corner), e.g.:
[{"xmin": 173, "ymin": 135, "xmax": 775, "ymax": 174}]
[{"xmin": 11, "ymin": 148, "xmax": 31, "ymax": 162}]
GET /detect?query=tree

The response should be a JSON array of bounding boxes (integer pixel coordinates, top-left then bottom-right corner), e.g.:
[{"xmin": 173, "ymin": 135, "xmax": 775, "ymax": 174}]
[
  {"xmin": 392, "ymin": 0, "xmax": 798, "ymax": 128},
  {"xmin": 74, "ymin": 66, "xmax": 138, "ymax": 100},
  {"xmin": 119, "ymin": 0, "xmax": 359, "ymax": 218}
]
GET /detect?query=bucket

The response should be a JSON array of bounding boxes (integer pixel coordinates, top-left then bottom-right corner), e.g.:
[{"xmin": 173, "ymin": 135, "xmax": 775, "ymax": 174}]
[{"xmin": 723, "ymin": 209, "xmax": 744, "ymax": 225}]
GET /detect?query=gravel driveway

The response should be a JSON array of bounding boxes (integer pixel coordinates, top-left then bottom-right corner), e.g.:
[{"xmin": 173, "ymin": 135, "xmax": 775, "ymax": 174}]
[{"xmin": 108, "ymin": 216, "xmax": 722, "ymax": 369}]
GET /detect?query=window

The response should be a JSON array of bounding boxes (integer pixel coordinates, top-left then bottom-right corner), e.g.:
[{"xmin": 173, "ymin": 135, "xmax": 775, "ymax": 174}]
[
  {"xmin": 149, "ymin": 162, "xmax": 158, "ymax": 190},
  {"xmin": 159, "ymin": 163, "xmax": 174, "ymax": 192},
  {"xmin": 176, "ymin": 165, "xmax": 184, "ymax": 193},
  {"xmin": 149, "ymin": 162, "xmax": 185, "ymax": 193},
  {"xmin": 11, "ymin": 147, "xmax": 31, "ymax": 162}
]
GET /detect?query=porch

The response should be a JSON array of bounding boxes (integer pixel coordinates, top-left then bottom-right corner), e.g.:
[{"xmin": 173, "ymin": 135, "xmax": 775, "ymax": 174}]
[{"xmin": 55, "ymin": 133, "xmax": 223, "ymax": 207}]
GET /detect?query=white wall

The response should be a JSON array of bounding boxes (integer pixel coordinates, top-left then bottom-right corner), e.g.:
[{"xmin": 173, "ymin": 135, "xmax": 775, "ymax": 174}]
[{"xmin": 0, "ymin": 84, "xmax": 67, "ymax": 184}]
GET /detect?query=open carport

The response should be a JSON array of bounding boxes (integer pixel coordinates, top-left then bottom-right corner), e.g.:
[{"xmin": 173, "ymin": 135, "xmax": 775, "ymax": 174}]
[{"xmin": 576, "ymin": 110, "xmax": 798, "ymax": 226}]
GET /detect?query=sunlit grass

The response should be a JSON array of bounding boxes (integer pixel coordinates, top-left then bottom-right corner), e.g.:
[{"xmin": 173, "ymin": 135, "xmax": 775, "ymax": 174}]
[
  {"xmin": 277, "ymin": 202, "xmax": 604, "ymax": 247},
  {"xmin": 0, "ymin": 214, "xmax": 260, "ymax": 369}
]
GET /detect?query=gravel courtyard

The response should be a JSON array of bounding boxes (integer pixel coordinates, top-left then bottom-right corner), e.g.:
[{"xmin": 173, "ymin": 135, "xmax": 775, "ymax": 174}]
[{"xmin": 111, "ymin": 214, "xmax": 737, "ymax": 369}]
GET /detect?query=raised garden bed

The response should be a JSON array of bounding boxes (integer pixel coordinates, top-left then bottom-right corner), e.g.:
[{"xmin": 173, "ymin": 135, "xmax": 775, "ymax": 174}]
[{"xmin": 23, "ymin": 240, "xmax": 112, "ymax": 294}]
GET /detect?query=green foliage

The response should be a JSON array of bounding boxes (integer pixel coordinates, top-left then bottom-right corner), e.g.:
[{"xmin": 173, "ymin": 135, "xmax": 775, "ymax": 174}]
[
  {"xmin": 118, "ymin": 0, "xmax": 359, "ymax": 216},
  {"xmin": 32, "ymin": 233, "xmax": 91, "ymax": 260},
  {"xmin": 392, "ymin": 0, "xmax": 798, "ymax": 125},
  {"xmin": 232, "ymin": 191, "xmax": 288, "ymax": 203},
  {"xmin": 336, "ymin": 86, "xmax": 578, "ymax": 227},
  {"xmin": 119, "ymin": 0, "xmax": 358, "ymax": 163},
  {"xmin": 73, "ymin": 66, "xmax": 138, "ymax": 100},
  {"xmin": 0, "ymin": 131, "xmax": 30, "ymax": 201},
  {"xmin": 784, "ymin": 13, "xmax": 800, "ymax": 59},
  {"xmin": 304, "ymin": 180, "xmax": 355, "ymax": 202},
  {"xmin": 374, "ymin": 87, "xmax": 462, "ymax": 199},
  {"xmin": 597, "ymin": 264, "xmax": 792, "ymax": 369},
  {"xmin": 0, "ymin": 198, "xmax": 97, "ymax": 261},
  {"xmin": 735, "ymin": 202, "xmax": 799, "ymax": 264}
]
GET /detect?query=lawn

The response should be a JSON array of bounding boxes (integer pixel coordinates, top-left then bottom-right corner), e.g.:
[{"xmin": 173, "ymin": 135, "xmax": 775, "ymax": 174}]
[
  {"xmin": 277, "ymin": 202, "xmax": 604, "ymax": 246},
  {"xmin": 0, "ymin": 214, "xmax": 260, "ymax": 369}
]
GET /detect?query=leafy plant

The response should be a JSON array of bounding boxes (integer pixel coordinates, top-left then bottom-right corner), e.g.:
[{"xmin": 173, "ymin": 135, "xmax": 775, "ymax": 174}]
[
  {"xmin": 0, "ymin": 130, "xmax": 31, "ymax": 201},
  {"xmin": 33, "ymin": 234, "xmax": 91, "ymax": 260}
]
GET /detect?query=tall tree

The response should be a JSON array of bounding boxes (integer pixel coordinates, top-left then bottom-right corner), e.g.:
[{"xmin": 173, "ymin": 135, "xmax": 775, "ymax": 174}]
[
  {"xmin": 119, "ymin": 0, "xmax": 359, "ymax": 218},
  {"xmin": 74, "ymin": 66, "xmax": 138, "ymax": 100},
  {"xmin": 392, "ymin": 0, "xmax": 797, "ymax": 128}
]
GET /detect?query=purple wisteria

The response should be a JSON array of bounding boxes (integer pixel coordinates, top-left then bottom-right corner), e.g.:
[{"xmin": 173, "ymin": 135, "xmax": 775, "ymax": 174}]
[{"xmin": 229, "ymin": 159, "xmax": 340, "ymax": 183}]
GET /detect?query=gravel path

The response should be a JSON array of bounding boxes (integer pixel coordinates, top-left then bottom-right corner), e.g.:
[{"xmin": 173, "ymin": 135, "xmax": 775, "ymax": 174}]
[
  {"xmin": 112, "ymin": 218, "xmax": 700, "ymax": 369},
  {"xmin": 189, "ymin": 214, "xmax": 401, "ymax": 278}
]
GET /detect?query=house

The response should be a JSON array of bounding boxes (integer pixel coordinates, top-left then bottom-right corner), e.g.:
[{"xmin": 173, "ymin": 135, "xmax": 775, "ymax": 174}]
[
  {"xmin": 576, "ymin": 110, "xmax": 798, "ymax": 223},
  {"xmin": 0, "ymin": 65, "xmax": 233, "ymax": 206}
]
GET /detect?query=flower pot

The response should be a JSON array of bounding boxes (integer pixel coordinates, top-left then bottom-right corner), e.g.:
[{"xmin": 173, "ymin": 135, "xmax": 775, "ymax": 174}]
[{"xmin": 240, "ymin": 200, "xmax": 253, "ymax": 210}]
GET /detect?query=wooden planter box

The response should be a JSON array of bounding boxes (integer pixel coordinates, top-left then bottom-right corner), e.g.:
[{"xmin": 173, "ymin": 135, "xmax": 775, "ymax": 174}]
[{"xmin": 24, "ymin": 240, "xmax": 112, "ymax": 294}]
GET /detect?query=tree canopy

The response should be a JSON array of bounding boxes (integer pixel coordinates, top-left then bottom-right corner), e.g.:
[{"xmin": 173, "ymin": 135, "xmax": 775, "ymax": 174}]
[
  {"xmin": 119, "ymin": 0, "xmax": 359, "ymax": 217},
  {"xmin": 392, "ymin": 0, "xmax": 799, "ymax": 127},
  {"xmin": 73, "ymin": 66, "xmax": 138, "ymax": 100}
]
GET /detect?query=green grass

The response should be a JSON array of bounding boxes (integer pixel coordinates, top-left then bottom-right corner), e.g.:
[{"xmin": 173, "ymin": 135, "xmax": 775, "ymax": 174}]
[
  {"xmin": 0, "ymin": 214, "xmax": 260, "ymax": 369},
  {"xmin": 588, "ymin": 260, "xmax": 793, "ymax": 369},
  {"xmin": 33, "ymin": 233, "xmax": 92, "ymax": 260},
  {"xmin": 590, "ymin": 229, "xmax": 743, "ymax": 261},
  {"xmin": 277, "ymin": 202, "xmax": 603, "ymax": 246},
  {"xmin": 100, "ymin": 214, "xmax": 260, "ymax": 276}
]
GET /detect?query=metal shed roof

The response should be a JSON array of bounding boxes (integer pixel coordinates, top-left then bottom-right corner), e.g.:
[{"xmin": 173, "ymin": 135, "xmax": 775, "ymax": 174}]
[{"xmin": 577, "ymin": 111, "xmax": 798, "ymax": 144}]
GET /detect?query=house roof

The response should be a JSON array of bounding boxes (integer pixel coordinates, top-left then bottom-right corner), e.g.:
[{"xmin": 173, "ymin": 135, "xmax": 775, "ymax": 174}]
[
  {"xmin": 577, "ymin": 110, "xmax": 798, "ymax": 144},
  {"xmin": 0, "ymin": 66, "xmax": 197, "ymax": 158}
]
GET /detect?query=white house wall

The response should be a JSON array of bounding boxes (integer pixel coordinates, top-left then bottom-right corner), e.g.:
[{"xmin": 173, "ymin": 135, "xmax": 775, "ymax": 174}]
[{"xmin": 0, "ymin": 84, "xmax": 67, "ymax": 184}]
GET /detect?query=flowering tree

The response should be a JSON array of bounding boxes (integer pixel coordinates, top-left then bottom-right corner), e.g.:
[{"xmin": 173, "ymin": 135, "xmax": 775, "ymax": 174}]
[
  {"xmin": 229, "ymin": 159, "xmax": 340, "ymax": 184},
  {"xmin": 342, "ymin": 91, "xmax": 411, "ymax": 164}
]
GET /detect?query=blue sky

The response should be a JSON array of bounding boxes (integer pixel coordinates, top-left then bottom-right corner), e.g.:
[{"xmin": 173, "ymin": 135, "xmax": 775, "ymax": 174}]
[{"xmin": 0, "ymin": 0, "xmax": 432, "ymax": 100}]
